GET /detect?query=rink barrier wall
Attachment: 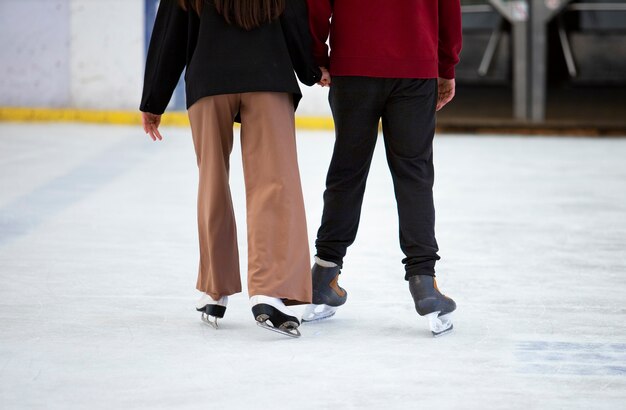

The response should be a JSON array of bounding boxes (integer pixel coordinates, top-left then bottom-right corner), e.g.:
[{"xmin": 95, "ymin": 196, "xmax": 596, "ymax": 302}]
[
  {"xmin": 0, "ymin": 0, "xmax": 330, "ymax": 116},
  {"xmin": 0, "ymin": 107, "xmax": 335, "ymax": 130}
]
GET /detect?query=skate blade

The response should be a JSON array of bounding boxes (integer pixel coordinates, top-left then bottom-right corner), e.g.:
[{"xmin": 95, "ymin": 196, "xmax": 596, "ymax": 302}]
[
  {"xmin": 200, "ymin": 313, "xmax": 219, "ymax": 329},
  {"xmin": 302, "ymin": 304, "xmax": 337, "ymax": 322},
  {"xmin": 426, "ymin": 312, "xmax": 454, "ymax": 337},
  {"xmin": 256, "ymin": 321, "xmax": 301, "ymax": 338}
]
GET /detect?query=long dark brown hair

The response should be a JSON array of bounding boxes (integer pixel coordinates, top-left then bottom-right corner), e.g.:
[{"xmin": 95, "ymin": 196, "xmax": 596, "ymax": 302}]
[{"xmin": 178, "ymin": 0, "xmax": 285, "ymax": 31}]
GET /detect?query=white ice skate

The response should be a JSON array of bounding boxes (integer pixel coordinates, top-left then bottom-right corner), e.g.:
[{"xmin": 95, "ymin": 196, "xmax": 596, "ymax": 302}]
[
  {"xmin": 196, "ymin": 294, "xmax": 228, "ymax": 329},
  {"xmin": 250, "ymin": 295, "xmax": 301, "ymax": 338}
]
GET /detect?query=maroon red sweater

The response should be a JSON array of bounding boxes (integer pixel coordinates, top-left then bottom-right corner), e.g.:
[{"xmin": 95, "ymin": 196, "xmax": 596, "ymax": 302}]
[{"xmin": 306, "ymin": 0, "xmax": 462, "ymax": 79}]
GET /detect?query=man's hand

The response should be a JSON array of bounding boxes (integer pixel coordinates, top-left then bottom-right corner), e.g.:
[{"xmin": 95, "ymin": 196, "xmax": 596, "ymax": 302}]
[
  {"xmin": 436, "ymin": 78, "xmax": 455, "ymax": 111},
  {"xmin": 317, "ymin": 67, "xmax": 331, "ymax": 87},
  {"xmin": 142, "ymin": 112, "xmax": 163, "ymax": 141}
]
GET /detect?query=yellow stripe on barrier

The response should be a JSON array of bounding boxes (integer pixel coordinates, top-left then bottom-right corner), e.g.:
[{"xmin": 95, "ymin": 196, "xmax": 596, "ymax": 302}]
[
  {"xmin": 296, "ymin": 116, "xmax": 335, "ymax": 130},
  {"xmin": 0, "ymin": 107, "xmax": 143, "ymax": 125},
  {"xmin": 0, "ymin": 107, "xmax": 334, "ymax": 130}
]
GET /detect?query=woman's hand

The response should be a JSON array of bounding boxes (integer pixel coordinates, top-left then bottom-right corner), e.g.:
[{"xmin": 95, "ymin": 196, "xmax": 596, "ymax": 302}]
[
  {"xmin": 317, "ymin": 67, "xmax": 331, "ymax": 87},
  {"xmin": 142, "ymin": 112, "xmax": 163, "ymax": 141}
]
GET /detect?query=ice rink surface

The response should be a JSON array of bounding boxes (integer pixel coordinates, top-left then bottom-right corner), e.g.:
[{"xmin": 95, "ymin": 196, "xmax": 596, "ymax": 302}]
[{"xmin": 1, "ymin": 123, "xmax": 625, "ymax": 409}]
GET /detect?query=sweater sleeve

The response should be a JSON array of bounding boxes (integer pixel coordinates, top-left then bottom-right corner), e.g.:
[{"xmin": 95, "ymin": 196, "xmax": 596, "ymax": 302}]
[
  {"xmin": 280, "ymin": 0, "xmax": 322, "ymax": 86},
  {"xmin": 140, "ymin": 0, "xmax": 188, "ymax": 115},
  {"xmin": 438, "ymin": 0, "xmax": 462, "ymax": 79},
  {"xmin": 305, "ymin": 0, "xmax": 332, "ymax": 68}
]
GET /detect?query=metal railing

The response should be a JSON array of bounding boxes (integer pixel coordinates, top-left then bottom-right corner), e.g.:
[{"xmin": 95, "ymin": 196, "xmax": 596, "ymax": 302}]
[{"xmin": 461, "ymin": 0, "xmax": 626, "ymax": 122}]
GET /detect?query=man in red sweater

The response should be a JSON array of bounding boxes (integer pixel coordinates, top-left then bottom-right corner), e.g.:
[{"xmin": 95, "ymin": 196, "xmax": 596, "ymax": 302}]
[{"xmin": 303, "ymin": 0, "xmax": 462, "ymax": 337}]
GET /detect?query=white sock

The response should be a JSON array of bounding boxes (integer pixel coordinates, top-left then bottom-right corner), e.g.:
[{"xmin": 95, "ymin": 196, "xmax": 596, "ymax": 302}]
[{"xmin": 315, "ymin": 256, "xmax": 337, "ymax": 268}]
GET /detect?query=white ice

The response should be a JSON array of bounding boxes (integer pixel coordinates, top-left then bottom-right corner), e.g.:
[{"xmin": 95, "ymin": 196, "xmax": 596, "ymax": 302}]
[{"xmin": 1, "ymin": 123, "xmax": 625, "ymax": 409}]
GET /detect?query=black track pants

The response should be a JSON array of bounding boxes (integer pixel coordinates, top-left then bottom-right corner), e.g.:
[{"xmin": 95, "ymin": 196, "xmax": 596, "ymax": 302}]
[{"xmin": 315, "ymin": 76, "xmax": 440, "ymax": 279}]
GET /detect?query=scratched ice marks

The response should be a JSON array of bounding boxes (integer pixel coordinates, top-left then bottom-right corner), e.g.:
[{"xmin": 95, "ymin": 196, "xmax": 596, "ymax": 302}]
[{"xmin": 516, "ymin": 341, "xmax": 626, "ymax": 376}]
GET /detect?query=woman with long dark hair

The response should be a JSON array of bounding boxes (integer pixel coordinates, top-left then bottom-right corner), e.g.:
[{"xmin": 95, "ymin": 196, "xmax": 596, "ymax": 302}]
[{"xmin": 140, "ymin": 0, "xmax": 326, "ymax": 337}]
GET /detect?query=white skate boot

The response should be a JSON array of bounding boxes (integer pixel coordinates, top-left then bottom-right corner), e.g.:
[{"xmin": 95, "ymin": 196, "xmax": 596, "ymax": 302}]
[
  {"xmin": 196, "ymin": 294, "xmax": 228, "ymax": 329},
  {"xmin": 250, "ymin": 295, "xmax": 301, "ymax": 338}
]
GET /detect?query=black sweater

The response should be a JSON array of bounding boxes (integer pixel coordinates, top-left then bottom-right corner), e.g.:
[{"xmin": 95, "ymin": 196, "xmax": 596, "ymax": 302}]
[{"xmin": 140, "ymin": 0, "xmax": 321, "ymax": 115}]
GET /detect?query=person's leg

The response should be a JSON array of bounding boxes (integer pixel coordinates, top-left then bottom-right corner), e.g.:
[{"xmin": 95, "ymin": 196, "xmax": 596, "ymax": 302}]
[
  {"xmin": 188, "ymin": 95, "xmax": 243, "ymax": 300},
  {"xmin": 380, "ymin": 78, "xmax": 440, "ymax": 279},
  {"xmin": 239, "ymin": 92, "xmax": 311, "ymax": 305},
  {"xmin": 315, "ymin": 76, "xmax": 387, "ymax": 266},
  {"xmin": 382, "ymin": 79, "xmax": 456, "ymax": 337}
]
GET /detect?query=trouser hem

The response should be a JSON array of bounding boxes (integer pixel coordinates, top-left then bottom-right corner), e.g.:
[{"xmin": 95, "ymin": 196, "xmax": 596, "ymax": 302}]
[{"xmin": 314, "ymin": 253, "xmax": 344, "ymax": 270}]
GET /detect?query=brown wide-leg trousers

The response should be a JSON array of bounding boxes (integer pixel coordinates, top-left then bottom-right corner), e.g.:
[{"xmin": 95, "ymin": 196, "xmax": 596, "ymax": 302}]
[{"xmin": 188, "ymin": 92, "xmax": 311, "ymax": 305}]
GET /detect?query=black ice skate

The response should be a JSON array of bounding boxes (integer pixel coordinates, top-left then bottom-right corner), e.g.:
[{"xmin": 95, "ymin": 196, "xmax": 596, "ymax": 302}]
[
  {"xmin": 408, "ymin": 275, "xmax": 456, "ymax": 337},
  {"xmin": 250, "ymin": 295, "xmax": 301, "ymax": 338},
  {"xmin": 302, "ymin": 263, "xmax": 347, "ymax": 322},
  {"xmin": 196, "ymin": 294, "xmax": 228, "ymax": 329}
]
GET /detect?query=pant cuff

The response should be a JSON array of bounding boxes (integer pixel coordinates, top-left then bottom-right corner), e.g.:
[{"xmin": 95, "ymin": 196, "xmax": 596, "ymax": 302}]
[{"xmin": 314, "ymin": 253, "xmax": 343, "ymax": 269}]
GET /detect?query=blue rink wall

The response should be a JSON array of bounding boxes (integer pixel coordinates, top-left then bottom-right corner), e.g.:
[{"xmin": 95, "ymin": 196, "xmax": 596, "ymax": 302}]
[{"xmin": 0, "ymin": 0, "xmax": 329, "ymax": 116}]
